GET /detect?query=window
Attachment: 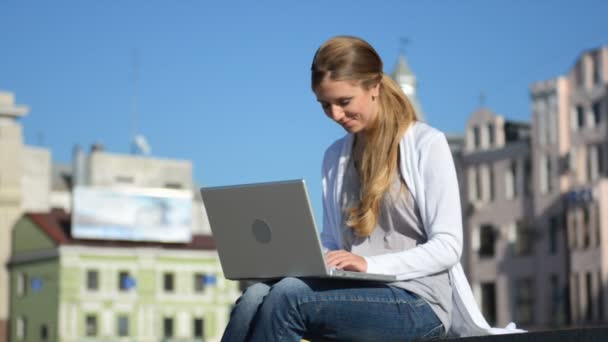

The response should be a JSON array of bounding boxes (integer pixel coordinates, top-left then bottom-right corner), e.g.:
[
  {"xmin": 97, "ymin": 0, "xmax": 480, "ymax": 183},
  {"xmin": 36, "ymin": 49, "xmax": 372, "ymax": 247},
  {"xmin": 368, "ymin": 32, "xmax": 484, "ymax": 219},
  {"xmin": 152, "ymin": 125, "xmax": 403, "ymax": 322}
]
[
  {"xmin": 537, "ymin": 103, "xmax": 546, "ymax": 145},
  {"xmin": 17, "ymin": 273, "xmax": 27, "ymax": 297},
  {"xmin": 118, "ymin": 271, "xmax": 135, "ymax": 291},
  {"xmin": 569, "ymin": 148, "xmax": 578, "ymax": 174},
  {"xmin": 16, "ymin": 317, "xmax": 26, "ymax": 340},
  {"xmin": 597, "ymin": 204, "xmax": 602, "ymax": 247},
  {"xmin": 524, "ymin": 158, "xmax": 532, "ymax": 196},
  {"xmin": 583, "ymin": 206, "xmax": 591, "ymax": 248},
  {"xmin": 585, "ymin": 273, "xmax": 593, "ymax": 321},
  {"xmin": 599, "ymin": 271, "xmax": 604, "ymax": 320},
  {"xmin": 549, "ymin": 275, "xmax": 565, "ymax": 324},
  {"xmin": 471, "ymin": 166, "xmax": 483, "ymax": 201},
  {"xmin": 546, "ymin": 156, "xmax": 553, "ymax": 193},
  {"xmin": 487, "ymin": 123, "xmax": 495, "ymax": 146},
  {"xmin": 511, "ymin": 160, "xmax": 518, "ymax": 198},
  {"xmin": 541, "ymin": 155, "xmax": 553, "ymax": 194},
  {"xmin": 193, "ymin": 318, "xmax": 204, "ymax": 338},
  {"xmin": 548, "ymin": 96, "xmax": 557, "ymax": 144},
  {"xmin": 117, "ymin": 315, "xmax": 129, "ymax": 337},
  {"xmin": 549, "ymin": 216, "xmax": 559, "ymax": 254},
  {"xmin": 571, "ymin": 106, "xmax": 578, "ymax": 130},
  {"xmin": 85, "ymin": 315, "xmax": 97, "ymax": 337},
  {"xmin": 599, "ymin": 144, "xmax": 605, "ymax": 176},
  {"xmin": 489, "ymin": 165, "xmax": 495, "ymax": 201},
  {"xmin": 194, "ymin": 273, "xmax": 205, "ymax": 293},
  {"xmin": 115, "ymin": 175, "xmax": 134, "ymax": 184},
  {"xmin": 568, "ymin": 210, "xmax": 578, "ymax": 249},
  {"xmin": 163, "ymin": 317, "xmax": 174, "ymax": 338},
  {"xmin": 86, "ymin": 270, "xmax": 99, "ymax": 291},
  {"xmin": 588, "ymin": 145, "xmax": 601, "ymax": 182},
  {"xmin": 576, "ymin": 62, "xmax": 584, "ymax": 87},
  {"xmin": 477, "ymin": 165, "xmax": 490, "ymax": 201},
  {"xmin": 481, "ymin": 282, "xmax": 497, "ymax": 325},
  {"xmin": 514, "ymin": 278, "xmax": 535, "ymax": 325},
  {"xmin": 593, "ymin": 53, "xmax": 602, "ymax": 85},
  {"xmin": 165, "ymin": 182, "xmax": 183, "ymax": 189},
  {"xmin": 40, "ymin": 324, "xmax": 49, "ymax": 341},
  {"xmin": 505, "ymin": 162, "xmax": 515, "ymax": 200},
  {"xmin": 571, "ymin": 273, "xmax": 580, "ymax": 320},
  {"xmin": 473, "ymin": 126, "xmax": 481, "ymax": 149},
  {"xmin": 479, "ymin": 224, "xmax": 496, "ymax": 258},
  {"xmin": 577, "ymin": 105, "xmax": 585, "ymax": 129},
  {"xmin": 164, "ymin": 273, "xmax": 175, "ymax": 292},
  {"xmin": 475, "ymin": 166, "xmax": 482, "ymax": 201},
  {"xmin": 593, "ymin": 101, "xmax": 601, "ymax": 125},
  {"xmin": 515, "ymin": 220, "xmax": 533, "ymax": 256}
]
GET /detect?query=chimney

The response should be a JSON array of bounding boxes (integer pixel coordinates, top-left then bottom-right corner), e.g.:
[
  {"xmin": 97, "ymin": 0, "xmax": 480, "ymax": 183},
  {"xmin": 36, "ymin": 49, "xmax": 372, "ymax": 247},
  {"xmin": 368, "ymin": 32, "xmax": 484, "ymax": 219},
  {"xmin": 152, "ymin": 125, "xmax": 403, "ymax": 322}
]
[
  {"xmin": 72, "ymin": 144, "xmax": 87, "ymax": 186},
  {"xmin": 90, "ymin": 143, "xmax": 104, "ymax": 153}
]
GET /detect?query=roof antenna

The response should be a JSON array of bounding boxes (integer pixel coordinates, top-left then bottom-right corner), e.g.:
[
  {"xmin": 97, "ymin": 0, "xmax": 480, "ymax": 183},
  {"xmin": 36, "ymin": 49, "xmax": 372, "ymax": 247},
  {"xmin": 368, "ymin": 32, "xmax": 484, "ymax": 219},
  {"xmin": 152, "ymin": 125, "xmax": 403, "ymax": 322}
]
[
  {"xmin": 399, "ymin": 37, "xmax": 410, "ymax": 55},
  {"xmin": 130, "ymin": 49, "xmax": 138, "ymax": 154},
  {"xmin": 479, "ymin": 92, "xmax": 486, "ymax": 108},
  {"xmin": 130, "ymin": 49, "xmax": 151, "ymax": 156}
]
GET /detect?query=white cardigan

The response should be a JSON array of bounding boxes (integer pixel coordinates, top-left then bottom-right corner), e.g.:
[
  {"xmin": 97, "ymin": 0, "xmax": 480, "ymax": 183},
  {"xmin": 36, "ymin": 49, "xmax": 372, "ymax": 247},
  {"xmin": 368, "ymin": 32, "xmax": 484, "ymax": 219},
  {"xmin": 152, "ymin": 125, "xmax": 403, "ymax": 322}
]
[{"xmin": 320, "ymin": 121, "xmax": 524, "ymax": 337}]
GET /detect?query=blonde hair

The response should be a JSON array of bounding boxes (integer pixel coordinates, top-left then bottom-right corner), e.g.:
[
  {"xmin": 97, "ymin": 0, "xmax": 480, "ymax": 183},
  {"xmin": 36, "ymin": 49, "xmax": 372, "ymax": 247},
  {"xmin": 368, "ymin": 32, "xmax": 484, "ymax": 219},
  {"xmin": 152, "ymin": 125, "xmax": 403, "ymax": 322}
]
[{"xmin": 311, "ymin": 36, "xmax": 419, "ymax": 237}]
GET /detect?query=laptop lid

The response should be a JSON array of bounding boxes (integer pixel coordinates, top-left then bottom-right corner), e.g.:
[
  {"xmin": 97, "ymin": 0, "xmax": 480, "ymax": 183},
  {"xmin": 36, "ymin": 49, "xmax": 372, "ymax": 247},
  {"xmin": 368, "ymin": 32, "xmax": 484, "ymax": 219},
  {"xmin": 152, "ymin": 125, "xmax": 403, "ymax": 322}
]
[{"xmin": 201, "ymin": 179, "xmax": 330, "ymax": 280}]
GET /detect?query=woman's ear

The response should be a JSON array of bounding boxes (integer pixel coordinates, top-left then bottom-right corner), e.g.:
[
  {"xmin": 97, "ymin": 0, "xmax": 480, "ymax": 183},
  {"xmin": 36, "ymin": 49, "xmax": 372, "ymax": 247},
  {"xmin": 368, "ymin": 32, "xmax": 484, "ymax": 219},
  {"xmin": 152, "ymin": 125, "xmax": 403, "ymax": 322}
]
[{"xmin": 371, "ymin": 83, "xmax": 380, "ymax": 98}]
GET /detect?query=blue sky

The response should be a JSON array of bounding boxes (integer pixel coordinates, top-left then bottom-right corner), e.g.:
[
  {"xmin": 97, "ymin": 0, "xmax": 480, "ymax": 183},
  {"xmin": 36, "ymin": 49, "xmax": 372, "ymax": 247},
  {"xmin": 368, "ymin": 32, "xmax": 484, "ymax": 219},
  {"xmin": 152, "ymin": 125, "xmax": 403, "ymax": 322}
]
[{"xmin": 1, "ymin": 1, "xmax": 607, "ymax": 222}]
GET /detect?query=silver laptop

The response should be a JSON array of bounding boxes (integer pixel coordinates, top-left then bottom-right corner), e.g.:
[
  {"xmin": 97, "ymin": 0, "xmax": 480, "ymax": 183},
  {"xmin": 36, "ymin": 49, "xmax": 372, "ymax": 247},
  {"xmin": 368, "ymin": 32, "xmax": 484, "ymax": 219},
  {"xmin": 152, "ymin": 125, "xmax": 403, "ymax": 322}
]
[{"xmin": 200, "ymin": 179, "xmax": 396, "ymax": 282}]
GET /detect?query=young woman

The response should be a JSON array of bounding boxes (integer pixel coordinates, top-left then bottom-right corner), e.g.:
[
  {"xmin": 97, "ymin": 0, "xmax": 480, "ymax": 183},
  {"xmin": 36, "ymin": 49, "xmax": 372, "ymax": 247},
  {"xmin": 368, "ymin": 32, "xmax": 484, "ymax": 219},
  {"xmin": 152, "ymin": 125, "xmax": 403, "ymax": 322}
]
[{"xmin": 221, "ymin": 36, "xmax": 522, "ymax": 342}]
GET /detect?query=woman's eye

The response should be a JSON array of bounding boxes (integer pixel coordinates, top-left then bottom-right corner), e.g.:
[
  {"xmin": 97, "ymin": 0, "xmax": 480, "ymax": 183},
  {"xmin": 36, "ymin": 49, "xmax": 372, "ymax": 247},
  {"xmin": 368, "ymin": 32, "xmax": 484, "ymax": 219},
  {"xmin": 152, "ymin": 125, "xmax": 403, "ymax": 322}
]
[{"xmin": 339, "ymin": 99, "xmax": 351, "ymax": 106}]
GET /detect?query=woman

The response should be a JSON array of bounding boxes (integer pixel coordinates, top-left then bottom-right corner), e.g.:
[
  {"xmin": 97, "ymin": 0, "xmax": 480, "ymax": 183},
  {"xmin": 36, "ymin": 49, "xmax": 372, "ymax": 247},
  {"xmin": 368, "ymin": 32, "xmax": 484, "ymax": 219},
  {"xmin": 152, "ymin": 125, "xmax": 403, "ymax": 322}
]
[{"xmin": 221, "ymin": 36, "xmax": 521, "ymax": 342}]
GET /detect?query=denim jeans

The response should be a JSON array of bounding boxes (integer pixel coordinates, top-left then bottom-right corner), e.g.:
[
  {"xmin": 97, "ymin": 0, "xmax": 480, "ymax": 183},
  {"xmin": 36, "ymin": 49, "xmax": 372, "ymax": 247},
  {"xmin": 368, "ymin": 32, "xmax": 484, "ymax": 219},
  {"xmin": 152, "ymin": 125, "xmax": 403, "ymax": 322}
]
[{"xmin": 221, "ymin": 277, "xmax": 444, "ymax": 342}]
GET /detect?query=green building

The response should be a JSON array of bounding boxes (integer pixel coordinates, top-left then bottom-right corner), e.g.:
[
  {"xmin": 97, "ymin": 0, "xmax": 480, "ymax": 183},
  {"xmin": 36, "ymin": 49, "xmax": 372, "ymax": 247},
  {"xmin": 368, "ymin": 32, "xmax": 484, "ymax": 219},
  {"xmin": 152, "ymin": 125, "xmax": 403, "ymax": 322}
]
[{"xmin": 9, "ymin": 210, "xmax": 240, "ymax": 342}]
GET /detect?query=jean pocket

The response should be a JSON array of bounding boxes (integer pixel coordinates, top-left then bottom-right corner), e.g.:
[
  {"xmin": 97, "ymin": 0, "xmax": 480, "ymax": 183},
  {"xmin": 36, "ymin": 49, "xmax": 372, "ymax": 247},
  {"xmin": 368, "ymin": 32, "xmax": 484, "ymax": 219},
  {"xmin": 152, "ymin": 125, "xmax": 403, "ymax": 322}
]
[{"xmin": 420, "ymin": 323, "xmax": 444, "ymax": 340}]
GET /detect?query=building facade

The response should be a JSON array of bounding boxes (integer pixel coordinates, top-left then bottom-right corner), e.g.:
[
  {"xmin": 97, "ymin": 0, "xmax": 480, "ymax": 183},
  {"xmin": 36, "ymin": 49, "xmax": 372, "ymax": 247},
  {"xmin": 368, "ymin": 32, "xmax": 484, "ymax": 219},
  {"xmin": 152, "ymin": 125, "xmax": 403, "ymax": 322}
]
[
  {"xmin": 558, "ymin": 46, "xmax": 608, "ymax": 326},
  {"xmin": 461, "ymin": 46, "xmax": 608, "ymax": 329},
  {"xmin": 0, "ymin": 91, "xmax": 52, "ymax": 342},
  {"xmin": 9, "ymin": 210, "xmax": 239, "ymax": 342},
  {"xmin": 1, "ymin": 90, "xmax": 234, "ymax": 341}
]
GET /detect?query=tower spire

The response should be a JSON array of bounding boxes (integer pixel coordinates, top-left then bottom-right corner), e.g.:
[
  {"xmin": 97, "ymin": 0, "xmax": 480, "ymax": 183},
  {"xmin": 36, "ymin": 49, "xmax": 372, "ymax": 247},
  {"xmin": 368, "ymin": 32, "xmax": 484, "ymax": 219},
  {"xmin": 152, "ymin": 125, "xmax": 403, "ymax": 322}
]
[{"xmin": 391, "ymin": 38, "xmax": 425, "ymax": 121}]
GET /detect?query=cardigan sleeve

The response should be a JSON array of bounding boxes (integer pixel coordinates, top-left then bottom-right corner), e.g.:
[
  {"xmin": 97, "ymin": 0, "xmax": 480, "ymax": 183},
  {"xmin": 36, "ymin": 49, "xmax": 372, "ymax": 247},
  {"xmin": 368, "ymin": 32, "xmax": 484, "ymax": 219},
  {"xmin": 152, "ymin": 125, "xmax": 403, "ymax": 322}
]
[
  {"xmin": 320, "ymin": 140, "xmax": 343, "ymax": 251},
  {"xmin": 364, "ymin": 133, "xmax": 463, "ymax": 279}
]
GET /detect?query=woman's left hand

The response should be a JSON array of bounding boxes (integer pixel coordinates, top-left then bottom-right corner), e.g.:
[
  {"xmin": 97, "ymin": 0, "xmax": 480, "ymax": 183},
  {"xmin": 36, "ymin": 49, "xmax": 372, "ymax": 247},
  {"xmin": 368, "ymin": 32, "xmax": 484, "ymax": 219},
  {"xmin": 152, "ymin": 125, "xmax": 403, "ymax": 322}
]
[{"xmin": 325, "ymin": 250, "xmax": 368, "ymax": 272}]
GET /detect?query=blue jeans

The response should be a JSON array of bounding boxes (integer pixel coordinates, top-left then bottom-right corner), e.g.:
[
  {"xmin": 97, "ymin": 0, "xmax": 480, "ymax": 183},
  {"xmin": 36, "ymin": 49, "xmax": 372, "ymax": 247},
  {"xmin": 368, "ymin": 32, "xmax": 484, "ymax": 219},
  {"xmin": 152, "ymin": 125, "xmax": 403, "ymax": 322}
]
[{"xmin": 221, "ymin": 277, "xmax": 444, "ymax": 342}]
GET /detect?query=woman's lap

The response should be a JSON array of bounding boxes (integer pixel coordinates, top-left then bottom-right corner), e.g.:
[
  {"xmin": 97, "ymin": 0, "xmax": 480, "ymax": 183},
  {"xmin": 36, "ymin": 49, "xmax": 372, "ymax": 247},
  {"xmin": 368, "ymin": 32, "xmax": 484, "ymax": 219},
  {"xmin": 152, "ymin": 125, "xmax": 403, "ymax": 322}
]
[{"xmin": 224, "ymin": 277, "xmax": 444, "ymax": 342}]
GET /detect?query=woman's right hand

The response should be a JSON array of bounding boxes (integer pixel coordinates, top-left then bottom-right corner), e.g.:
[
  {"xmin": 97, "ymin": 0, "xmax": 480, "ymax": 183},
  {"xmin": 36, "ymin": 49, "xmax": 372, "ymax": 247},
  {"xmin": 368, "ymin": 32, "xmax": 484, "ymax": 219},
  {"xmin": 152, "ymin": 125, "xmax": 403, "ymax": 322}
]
[{"xmin": 325, "ymin": 250, "xmax": 368, "ymax": 272}]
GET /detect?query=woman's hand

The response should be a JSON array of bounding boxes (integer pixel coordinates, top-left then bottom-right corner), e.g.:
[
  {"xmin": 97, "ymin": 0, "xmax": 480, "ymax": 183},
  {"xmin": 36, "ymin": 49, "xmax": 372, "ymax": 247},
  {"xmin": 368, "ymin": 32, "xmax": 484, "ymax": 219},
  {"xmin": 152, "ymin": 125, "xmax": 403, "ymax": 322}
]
[{"xmin": 325, "ymin": 250, "xmax": 368, "ymax": 272}]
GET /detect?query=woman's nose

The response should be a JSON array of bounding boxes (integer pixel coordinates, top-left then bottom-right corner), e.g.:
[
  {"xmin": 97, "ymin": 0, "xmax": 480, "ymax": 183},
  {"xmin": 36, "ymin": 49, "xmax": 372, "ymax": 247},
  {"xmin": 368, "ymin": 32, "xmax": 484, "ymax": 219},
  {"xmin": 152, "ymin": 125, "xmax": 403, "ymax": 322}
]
[{"xmin": 328, "ymin": 104, "xmax": 344, "ymax": 121}]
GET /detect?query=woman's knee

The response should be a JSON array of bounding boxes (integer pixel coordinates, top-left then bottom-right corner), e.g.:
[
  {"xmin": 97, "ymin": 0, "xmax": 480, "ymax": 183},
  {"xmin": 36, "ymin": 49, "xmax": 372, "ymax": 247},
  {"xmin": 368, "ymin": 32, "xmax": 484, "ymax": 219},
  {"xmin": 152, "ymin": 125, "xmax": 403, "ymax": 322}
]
[
  {"xmin": 237, "ymin": 282, "xmax": 271, "ymax": 308},
  {"xmin": 266, "ymin": 277, "xmax": 311, "ymax": 305}
]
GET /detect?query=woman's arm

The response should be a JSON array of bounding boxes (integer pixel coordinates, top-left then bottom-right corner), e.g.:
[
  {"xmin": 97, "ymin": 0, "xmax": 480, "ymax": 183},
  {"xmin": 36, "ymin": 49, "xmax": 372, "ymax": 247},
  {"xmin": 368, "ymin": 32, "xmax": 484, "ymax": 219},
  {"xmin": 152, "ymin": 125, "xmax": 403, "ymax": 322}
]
[{"xmin": 319, "ymin": 139, "xmax": 344, "ymax": 252}]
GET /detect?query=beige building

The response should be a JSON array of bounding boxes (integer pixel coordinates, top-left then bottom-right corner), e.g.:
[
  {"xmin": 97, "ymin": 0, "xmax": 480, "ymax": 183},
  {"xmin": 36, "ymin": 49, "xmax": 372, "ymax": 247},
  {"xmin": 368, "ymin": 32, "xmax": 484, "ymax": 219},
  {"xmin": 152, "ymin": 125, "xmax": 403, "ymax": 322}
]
[
  {"xmin": 558, "ymin": 46, "xmax": 608, "ymax": 325},
  {"xmin": 0, "ymin": 90, "xmax": 219, "ymax": 342},
  {"xmin": 460, "ymin": 46, "xmax": 608, "ymax": 330},
  {"xmin": 461, "ymin": 108, "xmax": 541, "ymax": 327},
  {"xmin": 51, "ymin": 145, "xmax": 212, "ymax": 236},
  {"xmin": 0, "ymin": 91, "xmax": 51, "ymax": 342}
]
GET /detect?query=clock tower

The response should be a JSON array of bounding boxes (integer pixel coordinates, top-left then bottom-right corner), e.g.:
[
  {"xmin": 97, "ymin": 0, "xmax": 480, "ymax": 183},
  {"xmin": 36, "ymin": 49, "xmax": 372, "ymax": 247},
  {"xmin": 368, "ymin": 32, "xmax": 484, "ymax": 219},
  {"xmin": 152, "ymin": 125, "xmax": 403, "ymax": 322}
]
[{"xmin": 392, "ymin": 54, "xmax": 425, "ymax": 121}]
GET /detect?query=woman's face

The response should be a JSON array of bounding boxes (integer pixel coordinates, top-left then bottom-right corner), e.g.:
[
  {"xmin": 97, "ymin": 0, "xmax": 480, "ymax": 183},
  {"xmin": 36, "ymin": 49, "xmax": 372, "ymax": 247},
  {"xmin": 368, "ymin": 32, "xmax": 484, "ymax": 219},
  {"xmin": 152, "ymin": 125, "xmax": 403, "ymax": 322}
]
[{"xmin": 314, "ymin": 77, "xmax": 380, "ymax": 134}]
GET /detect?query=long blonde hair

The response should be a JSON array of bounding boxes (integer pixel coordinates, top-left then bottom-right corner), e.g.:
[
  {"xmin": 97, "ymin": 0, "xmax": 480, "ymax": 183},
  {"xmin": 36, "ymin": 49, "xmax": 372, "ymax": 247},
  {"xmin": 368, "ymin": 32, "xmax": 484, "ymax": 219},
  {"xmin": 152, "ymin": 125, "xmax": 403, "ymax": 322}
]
[{"xmin": 311, "ymin": 36, "xmax": 419, "ymax": 237}]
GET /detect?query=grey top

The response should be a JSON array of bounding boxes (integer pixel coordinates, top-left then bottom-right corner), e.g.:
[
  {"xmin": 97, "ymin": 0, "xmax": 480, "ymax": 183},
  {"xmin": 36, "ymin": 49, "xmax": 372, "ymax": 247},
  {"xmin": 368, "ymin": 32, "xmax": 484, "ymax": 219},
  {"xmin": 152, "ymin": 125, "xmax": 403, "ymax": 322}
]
[{"xmin": 340, "ymin": 158, "xmax": 452, "ymax": 331}]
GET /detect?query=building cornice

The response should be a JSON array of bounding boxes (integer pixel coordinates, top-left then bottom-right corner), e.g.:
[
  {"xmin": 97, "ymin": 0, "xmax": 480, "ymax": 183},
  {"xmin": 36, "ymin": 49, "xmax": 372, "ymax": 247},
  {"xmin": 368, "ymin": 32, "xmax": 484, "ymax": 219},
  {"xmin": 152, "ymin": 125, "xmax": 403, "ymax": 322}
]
[{"xmin": 7, "ymin": 248, "xmax": 59, "ymax": 267}]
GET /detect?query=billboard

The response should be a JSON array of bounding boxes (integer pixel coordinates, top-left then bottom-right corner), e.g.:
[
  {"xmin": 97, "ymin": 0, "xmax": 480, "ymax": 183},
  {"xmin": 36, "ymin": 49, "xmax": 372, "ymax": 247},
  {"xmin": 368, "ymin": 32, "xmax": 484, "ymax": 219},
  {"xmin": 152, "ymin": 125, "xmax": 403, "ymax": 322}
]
[{"xmin": 72, "ymin": 186, "xmax": 193, "ymax": 243}]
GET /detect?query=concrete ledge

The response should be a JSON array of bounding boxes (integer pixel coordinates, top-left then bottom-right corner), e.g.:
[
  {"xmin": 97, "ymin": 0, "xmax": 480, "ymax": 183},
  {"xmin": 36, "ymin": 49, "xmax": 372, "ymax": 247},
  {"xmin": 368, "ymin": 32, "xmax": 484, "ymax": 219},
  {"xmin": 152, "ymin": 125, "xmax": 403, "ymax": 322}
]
[{"xmin": 448, "ymin": 327, "xmax": 608, "ymax": 342}]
